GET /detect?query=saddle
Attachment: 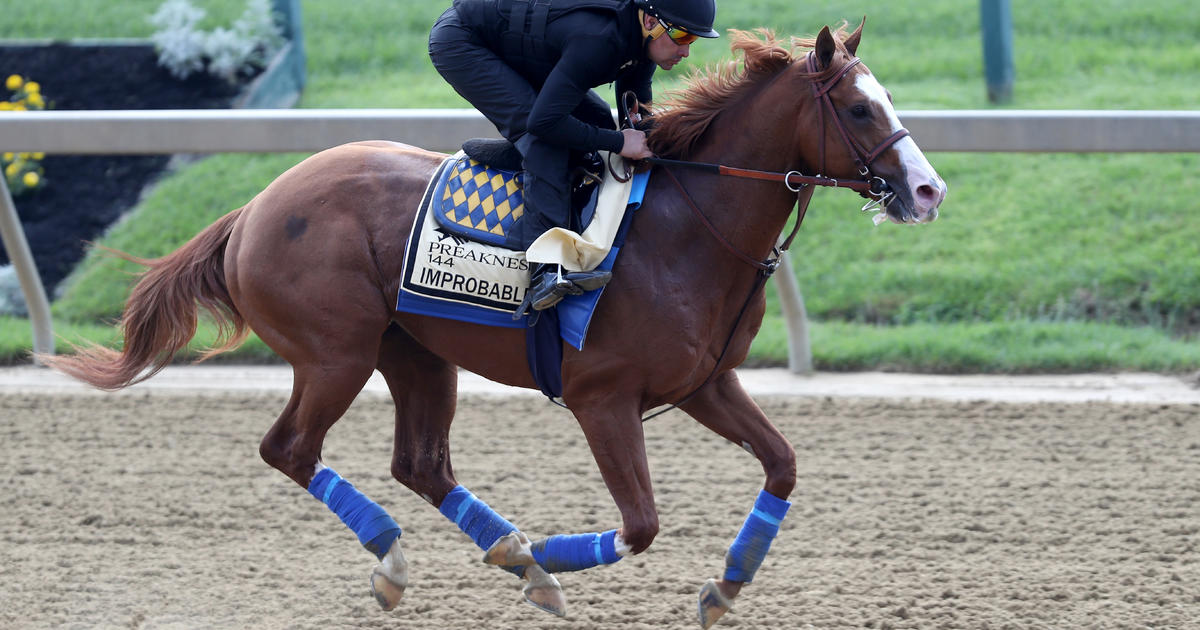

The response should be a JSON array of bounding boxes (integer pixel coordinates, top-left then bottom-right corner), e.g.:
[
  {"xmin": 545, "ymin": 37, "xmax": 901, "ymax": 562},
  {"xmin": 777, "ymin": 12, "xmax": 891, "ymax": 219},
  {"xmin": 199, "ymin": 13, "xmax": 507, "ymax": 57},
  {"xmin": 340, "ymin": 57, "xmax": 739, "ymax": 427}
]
[{"xmin": 432, "ymin": 138, "xmax": 605, "ymax": 250}]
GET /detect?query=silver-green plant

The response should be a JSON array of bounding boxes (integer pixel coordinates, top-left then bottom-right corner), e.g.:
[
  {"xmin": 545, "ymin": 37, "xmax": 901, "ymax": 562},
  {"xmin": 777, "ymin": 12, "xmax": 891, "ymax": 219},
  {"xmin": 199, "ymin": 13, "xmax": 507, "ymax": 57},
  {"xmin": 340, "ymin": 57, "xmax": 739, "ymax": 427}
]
[{"xmin": 149, "ymin": 0, "xmax": 284, "ymax": 83}]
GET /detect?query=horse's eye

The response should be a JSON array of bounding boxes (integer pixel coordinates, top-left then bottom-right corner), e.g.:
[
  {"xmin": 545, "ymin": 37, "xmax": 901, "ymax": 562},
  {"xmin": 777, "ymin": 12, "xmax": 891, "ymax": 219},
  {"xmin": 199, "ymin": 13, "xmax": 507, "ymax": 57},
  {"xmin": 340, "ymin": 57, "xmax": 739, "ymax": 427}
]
[{"xmin": 850, "ymin": 104, "xmax": 870, "ymax": 119}]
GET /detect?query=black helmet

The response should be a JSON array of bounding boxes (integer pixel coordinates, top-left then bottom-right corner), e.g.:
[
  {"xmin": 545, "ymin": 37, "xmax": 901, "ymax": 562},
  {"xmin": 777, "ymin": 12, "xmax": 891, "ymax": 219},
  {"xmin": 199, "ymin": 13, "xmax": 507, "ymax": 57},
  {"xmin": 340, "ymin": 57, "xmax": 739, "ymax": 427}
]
[{"xmin": 634, "ymin": 0, "xmax": 719, "ymax": 38}]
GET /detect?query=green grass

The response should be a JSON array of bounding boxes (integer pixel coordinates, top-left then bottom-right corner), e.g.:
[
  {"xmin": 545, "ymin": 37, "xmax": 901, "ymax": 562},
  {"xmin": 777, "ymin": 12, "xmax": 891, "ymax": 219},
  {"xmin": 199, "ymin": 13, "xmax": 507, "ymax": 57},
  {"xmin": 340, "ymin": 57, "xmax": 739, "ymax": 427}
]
[
  {"xmin": 4, "ymin": 1, "xmax": 1200, "ymax": 371},
  {"xmin": 748, "ymin": 318, "xmax": 1200, "ymax": 373},
  {"xmin": 0, "ymin": 316, "xmax": 278, "ymax": 366}
]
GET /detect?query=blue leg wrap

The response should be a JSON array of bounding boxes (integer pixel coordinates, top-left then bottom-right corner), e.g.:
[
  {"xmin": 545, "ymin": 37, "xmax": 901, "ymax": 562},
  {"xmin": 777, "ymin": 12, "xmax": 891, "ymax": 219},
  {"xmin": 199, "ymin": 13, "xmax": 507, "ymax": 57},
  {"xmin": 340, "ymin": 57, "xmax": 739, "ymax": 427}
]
[
  {"xmin": 438, "ymin": 485, "xmax": 518, "ymax": 552},
  {"xmin": 307, "ymin": 467, "xmax": 402, "ymax": 560},
  {"xmin": 530, "ymin": 529, "xmax": 622, "ymax": 573},
  {"xmin": 723, "ymin": 489, "xmax": 791, "ymax": 583},
  {"xmin": 438, "ymin": 485, "xmax": 523, "ymax": 577}
]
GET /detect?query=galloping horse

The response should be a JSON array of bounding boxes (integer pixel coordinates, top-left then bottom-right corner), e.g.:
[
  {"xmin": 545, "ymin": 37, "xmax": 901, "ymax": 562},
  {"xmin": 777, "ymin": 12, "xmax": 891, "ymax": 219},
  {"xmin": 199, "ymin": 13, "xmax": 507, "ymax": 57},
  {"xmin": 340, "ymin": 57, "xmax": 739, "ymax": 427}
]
[{"xmin": 44, "ymin": 24, "xmax": 945, "ymax": 628}]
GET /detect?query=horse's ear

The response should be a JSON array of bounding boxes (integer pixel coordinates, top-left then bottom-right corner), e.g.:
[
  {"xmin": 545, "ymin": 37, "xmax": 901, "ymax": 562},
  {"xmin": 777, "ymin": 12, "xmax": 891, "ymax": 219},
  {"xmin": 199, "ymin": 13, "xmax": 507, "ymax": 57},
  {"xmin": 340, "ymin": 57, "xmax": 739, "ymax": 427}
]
[
  {"xmin": 844, "ymin": 16, "xmax": 865, "ymax": 57},
  {"xmin": 815, "ymin": 26, "xmax": 836, "ymax": 70}
]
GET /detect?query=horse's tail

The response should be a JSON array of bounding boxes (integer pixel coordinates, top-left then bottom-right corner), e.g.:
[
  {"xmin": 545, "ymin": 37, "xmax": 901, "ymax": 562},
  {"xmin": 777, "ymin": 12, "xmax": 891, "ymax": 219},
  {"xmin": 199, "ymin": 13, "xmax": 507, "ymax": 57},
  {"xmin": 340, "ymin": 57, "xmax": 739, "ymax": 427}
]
[{"xmin": 40, "ymin": 207, "xmax": 249, "ymax": 391}]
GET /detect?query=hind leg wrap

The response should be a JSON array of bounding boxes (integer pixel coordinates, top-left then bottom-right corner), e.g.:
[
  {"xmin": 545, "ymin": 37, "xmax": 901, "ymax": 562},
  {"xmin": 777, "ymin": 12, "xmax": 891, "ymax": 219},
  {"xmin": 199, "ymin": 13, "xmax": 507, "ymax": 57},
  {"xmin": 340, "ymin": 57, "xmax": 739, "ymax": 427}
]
[
  {"xmin": 438, "ymin": 485, "xmax": 528, "ymax": 577},
  {"xmin": 723, "ymin": 489, "xmax": 791, "ymax": 583},
  {"xmin": 307, "ymin": 466, "xmax": 402, "ymax": 559},
  {"xmin": 438, "ymin": 485, "xmax": 519, "ymax": 550}
]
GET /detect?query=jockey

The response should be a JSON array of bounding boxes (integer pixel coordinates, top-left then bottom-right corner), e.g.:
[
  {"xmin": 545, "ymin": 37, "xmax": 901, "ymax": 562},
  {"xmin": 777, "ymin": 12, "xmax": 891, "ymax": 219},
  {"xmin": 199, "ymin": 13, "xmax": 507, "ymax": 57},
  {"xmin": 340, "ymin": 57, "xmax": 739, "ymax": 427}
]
[{"xmin": 429, "ymin": 0, "xmax": 719, "ymax": 312}]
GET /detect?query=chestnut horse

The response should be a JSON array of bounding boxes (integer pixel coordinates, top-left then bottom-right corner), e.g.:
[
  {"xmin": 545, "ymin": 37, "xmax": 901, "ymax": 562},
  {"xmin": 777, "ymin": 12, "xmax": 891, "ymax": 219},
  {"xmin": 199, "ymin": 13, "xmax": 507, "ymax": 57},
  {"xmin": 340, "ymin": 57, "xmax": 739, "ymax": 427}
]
[{"xmin": 44, "ymin": 25, "xmax": 944, "ymax": 628}]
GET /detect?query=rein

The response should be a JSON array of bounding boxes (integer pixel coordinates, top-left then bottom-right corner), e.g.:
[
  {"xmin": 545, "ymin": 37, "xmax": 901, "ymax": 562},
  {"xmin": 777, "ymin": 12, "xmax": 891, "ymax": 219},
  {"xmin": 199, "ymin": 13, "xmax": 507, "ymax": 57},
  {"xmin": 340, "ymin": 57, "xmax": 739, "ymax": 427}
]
[{"xmin": 629, "ymin": 51, "xmax": 910, "ymax": 422}]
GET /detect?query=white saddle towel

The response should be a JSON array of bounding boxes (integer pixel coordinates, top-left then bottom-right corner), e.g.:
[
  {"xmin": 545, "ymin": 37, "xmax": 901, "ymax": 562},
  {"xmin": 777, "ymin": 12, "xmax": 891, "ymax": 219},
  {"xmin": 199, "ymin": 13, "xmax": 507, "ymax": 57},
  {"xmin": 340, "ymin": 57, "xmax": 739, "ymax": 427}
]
[{"xmin": 525, "ymin": 152, "xmax": 633, "ymax": 272}]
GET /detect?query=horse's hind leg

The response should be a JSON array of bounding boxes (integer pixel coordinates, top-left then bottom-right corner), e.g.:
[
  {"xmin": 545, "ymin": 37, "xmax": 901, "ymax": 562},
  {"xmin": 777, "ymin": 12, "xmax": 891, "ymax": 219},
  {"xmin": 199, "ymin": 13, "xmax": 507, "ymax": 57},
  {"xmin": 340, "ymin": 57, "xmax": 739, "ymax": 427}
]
[
  {"xmin": 376, "ymin": 324, "xmax": 567, "ymax": 615},
  {"xmin": 255, "ymin": 326, "xmax": 410, "ymax": 610},
  {"xmin": 376, "ymin": 324, "xmax": 457, "ymax": 506}
]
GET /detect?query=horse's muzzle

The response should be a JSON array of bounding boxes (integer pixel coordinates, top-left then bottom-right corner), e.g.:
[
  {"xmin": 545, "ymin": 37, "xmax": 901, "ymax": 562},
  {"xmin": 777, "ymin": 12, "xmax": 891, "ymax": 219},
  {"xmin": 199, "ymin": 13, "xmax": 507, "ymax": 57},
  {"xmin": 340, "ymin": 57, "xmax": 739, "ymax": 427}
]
[{"xmin": 882, "ymin": 172, "xmax": 946, "ymax": 225}]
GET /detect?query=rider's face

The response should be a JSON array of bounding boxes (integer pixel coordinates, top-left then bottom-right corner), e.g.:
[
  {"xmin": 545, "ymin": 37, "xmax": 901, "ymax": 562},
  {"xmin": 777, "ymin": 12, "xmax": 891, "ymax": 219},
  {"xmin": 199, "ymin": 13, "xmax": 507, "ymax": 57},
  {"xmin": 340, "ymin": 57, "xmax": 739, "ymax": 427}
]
[{"xmin": 644, "ymin": 17, "xmax": 692, "ymax": 71}]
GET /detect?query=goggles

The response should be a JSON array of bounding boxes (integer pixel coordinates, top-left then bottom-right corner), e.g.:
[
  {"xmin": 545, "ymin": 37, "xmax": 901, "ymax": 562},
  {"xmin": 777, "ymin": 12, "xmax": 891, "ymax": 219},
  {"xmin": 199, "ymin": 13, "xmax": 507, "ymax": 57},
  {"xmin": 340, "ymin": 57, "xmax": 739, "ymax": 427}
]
[{"xmin": 648, "ymin": 20, "xmax": 700, "ymax": 45}]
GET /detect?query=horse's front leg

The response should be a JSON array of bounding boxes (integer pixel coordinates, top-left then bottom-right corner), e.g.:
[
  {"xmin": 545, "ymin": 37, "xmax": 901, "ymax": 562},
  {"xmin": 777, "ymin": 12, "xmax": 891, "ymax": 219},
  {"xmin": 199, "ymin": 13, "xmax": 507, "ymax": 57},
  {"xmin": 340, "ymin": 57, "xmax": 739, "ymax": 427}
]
[
  {"xmin": 679, "ymin": 370, "xmax": 797, "ymax": 629},
  {"xmin": 463, "ymin": 396, "xmax": 652, "ymax": 618},
  {"xmin": 567, "ymin": 395, "xmax": 661, "ymax": 552},
  {"xmin": 481, "ymin": 395, "xmax": 657, "ymax": 584}
]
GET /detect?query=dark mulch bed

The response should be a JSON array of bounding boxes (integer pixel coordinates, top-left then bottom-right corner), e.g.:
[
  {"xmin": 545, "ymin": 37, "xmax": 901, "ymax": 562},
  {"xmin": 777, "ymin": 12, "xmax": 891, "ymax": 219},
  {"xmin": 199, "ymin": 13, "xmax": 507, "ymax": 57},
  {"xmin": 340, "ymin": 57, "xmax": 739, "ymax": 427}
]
[{"xmin": 0, "ymin": 43, "xmax": 248, "ymax": 294}]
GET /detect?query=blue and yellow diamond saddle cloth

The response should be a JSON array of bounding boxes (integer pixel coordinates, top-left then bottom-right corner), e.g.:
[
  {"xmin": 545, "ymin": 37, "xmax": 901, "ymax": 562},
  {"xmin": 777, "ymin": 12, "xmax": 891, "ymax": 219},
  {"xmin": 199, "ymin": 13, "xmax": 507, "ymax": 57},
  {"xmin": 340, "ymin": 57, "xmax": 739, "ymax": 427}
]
[
  {"xmin": 433, "ymin": 155, "xmax": 526, "ymax": 247},
  {"xmin": 396, "ymin": 152, "xmax": 649, "ymax": 350}
]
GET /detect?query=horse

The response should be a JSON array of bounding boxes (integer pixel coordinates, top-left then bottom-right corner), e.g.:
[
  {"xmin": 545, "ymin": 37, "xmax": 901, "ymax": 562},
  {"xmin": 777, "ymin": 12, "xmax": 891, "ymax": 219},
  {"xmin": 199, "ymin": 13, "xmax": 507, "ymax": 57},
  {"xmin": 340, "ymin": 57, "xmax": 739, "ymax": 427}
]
[{"xmin": 42, "ymin": 23, "xmax": 945, "ymax": 629}]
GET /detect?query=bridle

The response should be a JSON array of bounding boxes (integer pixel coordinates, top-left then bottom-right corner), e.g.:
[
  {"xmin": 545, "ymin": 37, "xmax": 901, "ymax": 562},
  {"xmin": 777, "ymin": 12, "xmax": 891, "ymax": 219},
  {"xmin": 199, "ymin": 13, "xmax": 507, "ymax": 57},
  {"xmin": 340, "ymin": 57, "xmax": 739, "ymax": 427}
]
[
  {"xmin": 627, "ymin": 51, "xmax": 911, "ymax": 421},
  {"xmin": 806, "ymin": 52, "xmax": 910, "ymax": 203},
  {"xmin": 624, "ymin": 51, "xmax": 912, "ymax": 267}
]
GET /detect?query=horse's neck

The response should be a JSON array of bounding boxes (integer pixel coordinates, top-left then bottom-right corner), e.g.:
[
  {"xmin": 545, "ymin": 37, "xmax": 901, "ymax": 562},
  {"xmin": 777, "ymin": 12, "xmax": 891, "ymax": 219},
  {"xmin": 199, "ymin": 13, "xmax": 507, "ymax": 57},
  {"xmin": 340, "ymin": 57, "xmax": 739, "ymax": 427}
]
[{"xmin": 673, "ymin": 107, "xmax": 808, "ymax": 263}]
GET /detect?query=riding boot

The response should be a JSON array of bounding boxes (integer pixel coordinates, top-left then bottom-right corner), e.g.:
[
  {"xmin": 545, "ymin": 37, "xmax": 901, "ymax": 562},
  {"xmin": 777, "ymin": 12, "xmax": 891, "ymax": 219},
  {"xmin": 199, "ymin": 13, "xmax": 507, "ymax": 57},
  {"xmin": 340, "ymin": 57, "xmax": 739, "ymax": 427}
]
[{"xmin": 514, "ymin": 264, "xmax": 613, "ymax": 319}]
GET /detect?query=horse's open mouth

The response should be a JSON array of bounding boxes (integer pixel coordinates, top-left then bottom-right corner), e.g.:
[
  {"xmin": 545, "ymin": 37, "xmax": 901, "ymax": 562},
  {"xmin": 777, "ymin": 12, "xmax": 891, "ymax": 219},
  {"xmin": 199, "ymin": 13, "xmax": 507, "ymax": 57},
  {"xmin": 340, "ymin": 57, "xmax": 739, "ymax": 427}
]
[
  {"xmin": 873, "ymin": 187, "xmax": 938, "ymax": 225},
  {"xmin": 867, "ymin": 192, "xmax": 914, "ymax": 225}
]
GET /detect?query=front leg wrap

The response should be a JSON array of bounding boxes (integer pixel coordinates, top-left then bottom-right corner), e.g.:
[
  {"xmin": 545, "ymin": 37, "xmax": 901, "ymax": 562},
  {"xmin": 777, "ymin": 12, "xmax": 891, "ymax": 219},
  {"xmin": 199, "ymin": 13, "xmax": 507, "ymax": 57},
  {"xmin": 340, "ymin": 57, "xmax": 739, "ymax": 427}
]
[
  {"xmin": 723, "ymin": 489, "xmax": 791, "ymax": 583},
  {"xmin": 530, "ymin": 530, "xmax": 624, "ymax": 573}
]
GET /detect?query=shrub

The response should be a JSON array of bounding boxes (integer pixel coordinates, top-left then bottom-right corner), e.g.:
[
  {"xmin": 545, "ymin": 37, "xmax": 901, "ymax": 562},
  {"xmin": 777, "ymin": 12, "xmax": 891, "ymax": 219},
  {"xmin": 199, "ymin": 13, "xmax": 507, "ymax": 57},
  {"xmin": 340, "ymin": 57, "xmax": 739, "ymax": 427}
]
[
  {"xmin": 148, "ymin": 0, "xmax": 284, "ymax": 83},
  {"xmin": 1, "ymin": 75, "xmax": 47, "ymax": 196}
]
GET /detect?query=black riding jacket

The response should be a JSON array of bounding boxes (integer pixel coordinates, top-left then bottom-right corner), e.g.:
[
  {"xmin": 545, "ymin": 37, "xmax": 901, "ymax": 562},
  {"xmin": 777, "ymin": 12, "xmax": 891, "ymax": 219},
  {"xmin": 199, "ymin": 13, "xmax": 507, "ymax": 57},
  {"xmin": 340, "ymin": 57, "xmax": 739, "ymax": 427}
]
[{"xmin": 452, "ymin": 0, "xmax": 656, "ymax": 153}]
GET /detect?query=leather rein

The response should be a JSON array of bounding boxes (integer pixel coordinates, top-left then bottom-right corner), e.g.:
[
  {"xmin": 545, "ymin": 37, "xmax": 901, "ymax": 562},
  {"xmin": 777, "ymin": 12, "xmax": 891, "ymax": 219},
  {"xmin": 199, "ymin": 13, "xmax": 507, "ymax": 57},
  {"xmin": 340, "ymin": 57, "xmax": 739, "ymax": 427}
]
[{"xmin": 632, "ymin": 52, "xmax": 910, "ymax": 421}]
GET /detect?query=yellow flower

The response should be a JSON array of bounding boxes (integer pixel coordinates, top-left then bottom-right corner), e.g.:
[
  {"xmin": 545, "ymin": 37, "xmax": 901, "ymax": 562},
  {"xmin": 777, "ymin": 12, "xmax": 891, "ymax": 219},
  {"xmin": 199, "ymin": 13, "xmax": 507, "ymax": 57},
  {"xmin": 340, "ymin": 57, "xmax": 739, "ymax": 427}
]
[
  {"xmin": 5, "ymin": 75, "xmax": 22, "ymax": 91},
  {"xmin": 27, "ymin": 93, "xmax": 43, "ymax": 108},
  {"xmin": 32, "ymin": 153, "xmax": 44, "ymax": 160},
  {"xmin": 5, "ymin": 163, "xmax": 18, "ymax": 177},
  {"xmin": 2, "ymin": 152, "xmax": 12, "ymax": 162},
  {"xmin": 22, "ymin": 171, "xmax": 39, "ymax": 188},
  {"xmin": 0, "ymin": 102, "xmax": 10, "ymax": 111},
  {"xmin": 11, "ymin": 102, "xmax": 25, "ymax": 111},
  {"xmin": 23, "ymin": 81, "xmax": 39, "ymax": 94}
]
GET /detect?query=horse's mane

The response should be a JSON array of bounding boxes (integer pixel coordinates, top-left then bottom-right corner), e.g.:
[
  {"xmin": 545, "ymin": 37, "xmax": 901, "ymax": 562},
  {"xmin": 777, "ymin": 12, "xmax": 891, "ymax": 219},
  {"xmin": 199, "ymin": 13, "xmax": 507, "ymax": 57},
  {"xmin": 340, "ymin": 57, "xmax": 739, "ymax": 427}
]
[{"xmin": 647, "ymin": 26, "xmax": 854, "ymax": 159}]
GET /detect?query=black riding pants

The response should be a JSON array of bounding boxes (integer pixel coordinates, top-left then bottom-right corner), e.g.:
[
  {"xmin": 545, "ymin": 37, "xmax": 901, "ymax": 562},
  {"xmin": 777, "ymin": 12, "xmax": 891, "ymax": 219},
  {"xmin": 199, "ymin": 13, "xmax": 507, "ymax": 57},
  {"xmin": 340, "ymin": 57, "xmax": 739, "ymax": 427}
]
[{"xmin": 428, "ymin": 7, "xmax": 616, "ymax": 249}]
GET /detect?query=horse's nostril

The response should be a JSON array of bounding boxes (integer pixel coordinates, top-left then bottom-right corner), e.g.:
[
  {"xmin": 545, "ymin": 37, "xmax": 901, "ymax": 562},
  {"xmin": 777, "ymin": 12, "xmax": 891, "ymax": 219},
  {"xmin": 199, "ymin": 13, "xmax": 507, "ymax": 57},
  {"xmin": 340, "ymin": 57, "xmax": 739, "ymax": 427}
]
[{"xmin": 916, "ymin": 184, "xmax": 937, "ymax": 203}]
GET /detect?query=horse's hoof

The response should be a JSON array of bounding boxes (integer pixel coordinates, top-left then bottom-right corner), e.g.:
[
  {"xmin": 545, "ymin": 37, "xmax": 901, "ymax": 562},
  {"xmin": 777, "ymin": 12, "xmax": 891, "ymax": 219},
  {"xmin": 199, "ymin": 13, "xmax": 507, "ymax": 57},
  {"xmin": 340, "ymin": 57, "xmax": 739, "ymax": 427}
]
[
  {"xmin": 483, "ymin": 531, "xmax": 536, "ymax": 567},
  {"xmin": 370, "ymin": 538, "xmax": 409, "ymax": 611},
  {"xmin": 523, "ymin": 565, "xmax": 567, "ymax": 617},
  {"xmin": 370, "ymin": 569, "xmax": 406, "ymax": 611},
  {"xmin": 697, "ymin": 578, "xmax": 734, "ymax": 629}
]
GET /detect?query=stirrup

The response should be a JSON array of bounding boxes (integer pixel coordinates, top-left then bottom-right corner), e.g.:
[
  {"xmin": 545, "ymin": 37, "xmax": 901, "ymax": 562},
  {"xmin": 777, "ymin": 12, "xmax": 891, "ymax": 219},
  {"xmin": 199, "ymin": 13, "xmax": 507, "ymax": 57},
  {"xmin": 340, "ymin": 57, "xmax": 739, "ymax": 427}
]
[
  {"xmin": 513, "ymin": 265, "xmax": 588, "ymax": 316},
  {"xmin": 562, "ymin": 269, "xmax": 612, "ymax": 292}
]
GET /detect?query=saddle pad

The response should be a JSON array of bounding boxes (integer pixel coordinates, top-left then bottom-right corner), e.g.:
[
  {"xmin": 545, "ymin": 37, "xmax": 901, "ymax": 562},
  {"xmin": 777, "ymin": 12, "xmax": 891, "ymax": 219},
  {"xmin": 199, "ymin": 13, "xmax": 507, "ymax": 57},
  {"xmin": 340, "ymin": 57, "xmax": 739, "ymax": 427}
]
[
  {"xmin": 432, "ymin": 154, "xmax": 524, "ymax": 247},
  {"xmin": 396, "ymin": 155, "xmax": 650, "ymax": 350}
]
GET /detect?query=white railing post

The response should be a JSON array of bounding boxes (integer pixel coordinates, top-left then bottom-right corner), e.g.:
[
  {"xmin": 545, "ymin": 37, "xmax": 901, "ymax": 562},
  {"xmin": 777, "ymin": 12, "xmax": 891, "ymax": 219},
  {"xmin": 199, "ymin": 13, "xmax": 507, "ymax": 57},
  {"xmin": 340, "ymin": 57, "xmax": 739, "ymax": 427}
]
[
  {"xmin": 773, "ymin": 255, "xmax": 813, "ymax": 374},
  {"xmin": 0, "ymin": 175, "xmax": 54, "ymax": 361}
]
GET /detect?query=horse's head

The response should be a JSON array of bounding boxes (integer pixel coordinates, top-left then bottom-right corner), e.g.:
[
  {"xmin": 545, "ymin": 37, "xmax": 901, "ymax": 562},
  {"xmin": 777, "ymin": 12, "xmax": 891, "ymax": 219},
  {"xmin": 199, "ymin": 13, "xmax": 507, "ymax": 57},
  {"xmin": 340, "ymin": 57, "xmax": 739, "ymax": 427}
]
[{"xmin": 804, "ymin": 20, "xmax": 946, "ymax": 224}]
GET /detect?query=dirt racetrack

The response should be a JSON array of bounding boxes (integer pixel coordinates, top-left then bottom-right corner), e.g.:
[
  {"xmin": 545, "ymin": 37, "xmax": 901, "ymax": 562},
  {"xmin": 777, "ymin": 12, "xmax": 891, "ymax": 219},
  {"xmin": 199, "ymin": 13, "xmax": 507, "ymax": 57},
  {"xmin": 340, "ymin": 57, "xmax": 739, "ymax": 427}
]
[{"xmin": 3, "ymin": 386, "xmax": 1199, "ymax": 629}]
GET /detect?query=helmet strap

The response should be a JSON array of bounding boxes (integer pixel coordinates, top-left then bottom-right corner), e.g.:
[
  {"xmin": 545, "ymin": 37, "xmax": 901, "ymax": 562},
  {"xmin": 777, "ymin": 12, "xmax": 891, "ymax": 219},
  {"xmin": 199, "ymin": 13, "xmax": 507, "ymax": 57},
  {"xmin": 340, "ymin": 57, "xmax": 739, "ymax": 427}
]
[{"xmin": 640, "ymin": 10, "xmax": 666, "ymax": 43}]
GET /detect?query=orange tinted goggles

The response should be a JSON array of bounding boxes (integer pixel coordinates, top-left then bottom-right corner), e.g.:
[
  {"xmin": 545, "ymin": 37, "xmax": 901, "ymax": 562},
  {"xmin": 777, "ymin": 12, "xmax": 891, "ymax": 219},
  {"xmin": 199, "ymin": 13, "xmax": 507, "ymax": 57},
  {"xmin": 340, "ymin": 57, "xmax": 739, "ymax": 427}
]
[
  {"xmin": 664, "ymin": 23, "xmax": 700, "ymax": 45},
  {"xmin": 649, "ymin": 20, "xmax": 700, "ymax": 46}
]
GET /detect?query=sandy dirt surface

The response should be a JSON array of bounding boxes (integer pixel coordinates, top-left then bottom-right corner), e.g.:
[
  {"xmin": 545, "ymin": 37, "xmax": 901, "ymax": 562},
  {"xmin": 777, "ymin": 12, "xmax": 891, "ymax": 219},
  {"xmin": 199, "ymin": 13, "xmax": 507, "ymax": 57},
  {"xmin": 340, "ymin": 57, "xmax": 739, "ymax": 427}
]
[{"xmin": 3, "ymin": 383, "xmax": 1199, "ymax": 629}]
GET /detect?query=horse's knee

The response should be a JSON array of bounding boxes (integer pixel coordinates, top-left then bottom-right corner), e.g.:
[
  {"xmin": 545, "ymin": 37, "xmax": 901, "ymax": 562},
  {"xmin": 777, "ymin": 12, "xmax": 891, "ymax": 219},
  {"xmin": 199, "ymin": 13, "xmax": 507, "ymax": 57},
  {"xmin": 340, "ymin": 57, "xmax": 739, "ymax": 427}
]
[{"xmin": 621, "ymin": 512, "xmax": 660, "ymax": 554}]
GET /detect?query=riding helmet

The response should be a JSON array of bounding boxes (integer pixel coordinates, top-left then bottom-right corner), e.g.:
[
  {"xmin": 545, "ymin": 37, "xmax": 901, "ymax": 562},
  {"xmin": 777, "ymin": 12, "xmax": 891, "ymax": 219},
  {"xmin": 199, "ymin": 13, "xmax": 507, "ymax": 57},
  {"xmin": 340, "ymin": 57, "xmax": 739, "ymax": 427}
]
[{"xmin": 633, "ymin": 0, "xmax": 719, "ymax": 38}]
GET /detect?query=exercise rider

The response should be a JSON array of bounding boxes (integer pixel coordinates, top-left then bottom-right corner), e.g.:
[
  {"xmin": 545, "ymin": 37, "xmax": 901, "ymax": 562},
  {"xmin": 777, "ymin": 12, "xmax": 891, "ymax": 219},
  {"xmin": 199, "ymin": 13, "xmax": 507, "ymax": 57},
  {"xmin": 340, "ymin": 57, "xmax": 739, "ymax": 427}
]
[{"xmin": 428, "ymin": 0, "xmax": 719, "ymax": 312}]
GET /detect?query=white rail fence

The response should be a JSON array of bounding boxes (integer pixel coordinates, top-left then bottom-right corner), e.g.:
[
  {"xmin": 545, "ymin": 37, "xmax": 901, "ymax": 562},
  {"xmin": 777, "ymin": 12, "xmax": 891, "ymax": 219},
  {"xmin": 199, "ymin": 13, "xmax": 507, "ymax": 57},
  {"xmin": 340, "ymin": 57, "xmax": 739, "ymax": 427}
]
[{"xmin": 3, "ymin": 109, "xmax": 1198, "ymax": 367}]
